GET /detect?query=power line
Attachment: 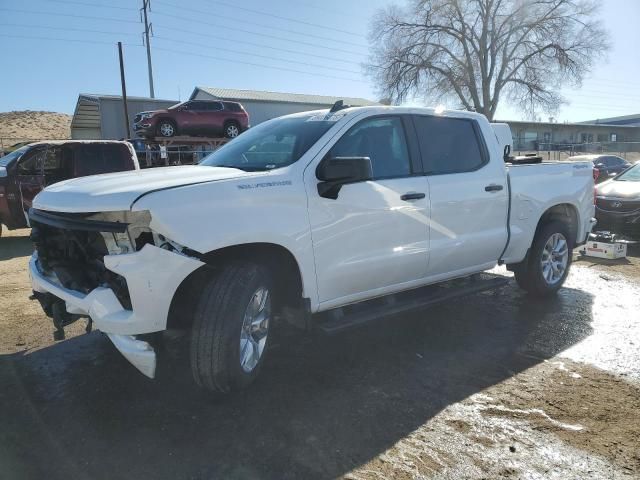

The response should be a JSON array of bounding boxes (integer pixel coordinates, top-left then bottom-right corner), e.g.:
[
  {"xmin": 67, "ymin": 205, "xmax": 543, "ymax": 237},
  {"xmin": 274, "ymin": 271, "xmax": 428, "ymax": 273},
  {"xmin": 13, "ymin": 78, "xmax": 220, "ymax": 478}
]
[
  {"xmin": 152, "ymin": 11, "xmax": 365, "ymax": 57},
  {"xmin": 156, "ymin": 24, "xmax": 359, "ymax": 65},
  {"xmin": 0, "ymin": 7, "xmax": 139, "ymax": 24},
  {"xmin": 155, "ymin": 0, "xmax": 364, "ymax": 38},
  {"xmin": 153, "ymin": 35, "xmax": 361, "ymax": 74},
  {"xmin": 151, "ymin": 7, "xmax": 368, "ymax": 50},
  {"xmin": 0, "ymin": 32, "xmax": 141, "ymax": 46},
  {"xmin": 0, "ymin": 22, "xmax": 139, "ymax": 37},
  {"xmin": 41, "ymin": 0, "xmax": 137, "ymax": 10},
  {"xmin": 153, "ymin": 45, "xmax": 362, "ymax": 82}
]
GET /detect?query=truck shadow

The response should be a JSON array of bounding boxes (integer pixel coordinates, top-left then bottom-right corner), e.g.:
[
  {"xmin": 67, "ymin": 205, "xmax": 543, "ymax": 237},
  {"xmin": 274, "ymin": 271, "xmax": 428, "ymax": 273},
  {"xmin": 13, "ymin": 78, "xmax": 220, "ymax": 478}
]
[
  {"xmin": 0, "ymin": 282, "xmax": 594, "ymax": 480},
  {"xmin": 0, "ymin": 231, "xmax": 32, "ymax": 261}
]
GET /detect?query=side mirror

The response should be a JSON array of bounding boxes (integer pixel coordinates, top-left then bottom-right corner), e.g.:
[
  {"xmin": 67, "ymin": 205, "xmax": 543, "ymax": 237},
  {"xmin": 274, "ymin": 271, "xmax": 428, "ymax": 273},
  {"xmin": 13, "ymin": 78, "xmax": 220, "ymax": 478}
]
[
  {"xmin": 503, "ymin": 145, "xmax": 512, "ymax": 163},
  {"xmin": 316, "ymin": 156, "xmax": 373, "ymax": 199}
]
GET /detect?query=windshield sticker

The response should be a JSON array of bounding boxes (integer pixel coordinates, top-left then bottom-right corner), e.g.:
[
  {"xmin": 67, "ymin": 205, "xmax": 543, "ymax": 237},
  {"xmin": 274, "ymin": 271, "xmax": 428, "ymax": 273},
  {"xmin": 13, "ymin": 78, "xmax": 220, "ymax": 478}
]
[
  {"xmin": 237, "ymin": 180, "xmax": 292, "ymax": 190},
  {"xmin": 306, "ymin": 112, "xmax": 347, "ymax": 122}
]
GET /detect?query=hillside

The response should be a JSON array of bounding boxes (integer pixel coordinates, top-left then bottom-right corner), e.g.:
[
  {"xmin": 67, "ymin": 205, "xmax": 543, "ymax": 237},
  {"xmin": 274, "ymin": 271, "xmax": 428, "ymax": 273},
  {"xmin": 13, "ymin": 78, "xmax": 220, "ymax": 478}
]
[{"xmin": 0, "ymin": 111, "xmax": 71, "ymax": 146}]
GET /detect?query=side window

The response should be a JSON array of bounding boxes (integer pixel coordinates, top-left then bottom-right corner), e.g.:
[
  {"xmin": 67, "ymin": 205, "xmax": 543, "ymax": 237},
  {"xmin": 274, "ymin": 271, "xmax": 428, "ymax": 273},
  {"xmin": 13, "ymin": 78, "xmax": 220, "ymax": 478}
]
[
  {"xmin": 43, "ymin": 147, "xmax": 63, "ymax": 173},
  {"xmin": 413, "ymin": 116, "xmax": 485, "ymax": 174},
  {"xmin": 224, "ymin": 102, "xmax": 241, "ymax": 112},
  {"xmin": 17, "ymin": 149, "xmax": 45, "ymax": 175},
  {"xmin": 208, "ymin": 102, "xmax": 223, "ymax": 111},
  {"xmin": 329, "ymin": 116, "xmax": 411, "ymax": 179},
  {"xmin": 189, "ymin": 101, "xmax": 205, "ymax": 111}
]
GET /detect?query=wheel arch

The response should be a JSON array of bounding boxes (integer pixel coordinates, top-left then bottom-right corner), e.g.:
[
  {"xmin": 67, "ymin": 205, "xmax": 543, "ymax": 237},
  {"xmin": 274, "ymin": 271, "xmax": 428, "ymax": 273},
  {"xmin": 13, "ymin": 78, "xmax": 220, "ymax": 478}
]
[
  {"xmin": 166, "ymin": 242, "xmax": 305, "ymax": 329},
  {"xmin": 535, "ymin": 203, "xmax": 580, "ymax": 245}
]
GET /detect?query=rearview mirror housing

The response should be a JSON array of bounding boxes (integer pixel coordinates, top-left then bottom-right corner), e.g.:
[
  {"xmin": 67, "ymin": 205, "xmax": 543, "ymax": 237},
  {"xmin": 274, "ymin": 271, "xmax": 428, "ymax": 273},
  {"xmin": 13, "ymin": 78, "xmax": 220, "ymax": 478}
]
[{"xmin": 316, "ymin": 156, "xmax": 373, "ymax": 199}]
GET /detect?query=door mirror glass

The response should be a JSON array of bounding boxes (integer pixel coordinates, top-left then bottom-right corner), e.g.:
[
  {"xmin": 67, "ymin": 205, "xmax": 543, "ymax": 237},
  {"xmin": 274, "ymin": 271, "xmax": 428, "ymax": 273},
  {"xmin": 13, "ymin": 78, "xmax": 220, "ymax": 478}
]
[{"xmin": 316, "ymin": 156, "xmax": 372, "ymax": 199}]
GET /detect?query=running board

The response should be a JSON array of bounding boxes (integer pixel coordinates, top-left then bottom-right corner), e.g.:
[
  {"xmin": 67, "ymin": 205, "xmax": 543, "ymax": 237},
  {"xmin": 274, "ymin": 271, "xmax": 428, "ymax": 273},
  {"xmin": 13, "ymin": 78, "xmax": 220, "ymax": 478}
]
[{"xmin": 315, "ymin": 273, "xmax": 509, "ymax": 335}]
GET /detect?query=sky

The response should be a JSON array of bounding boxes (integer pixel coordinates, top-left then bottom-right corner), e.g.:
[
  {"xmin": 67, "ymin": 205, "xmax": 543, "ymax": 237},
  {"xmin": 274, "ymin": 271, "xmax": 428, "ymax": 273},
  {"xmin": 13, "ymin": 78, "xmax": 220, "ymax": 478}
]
[{"xmin": 0, "ymin": 0, "xmax": 638, "ymax": 122}]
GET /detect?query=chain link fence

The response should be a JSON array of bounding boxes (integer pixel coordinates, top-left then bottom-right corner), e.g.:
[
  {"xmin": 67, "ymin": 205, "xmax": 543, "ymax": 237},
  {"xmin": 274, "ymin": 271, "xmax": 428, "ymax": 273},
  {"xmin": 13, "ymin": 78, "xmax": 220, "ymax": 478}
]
[{"xmin": 519, "ymin": 142, "xmax": 640, "ymax": 162}]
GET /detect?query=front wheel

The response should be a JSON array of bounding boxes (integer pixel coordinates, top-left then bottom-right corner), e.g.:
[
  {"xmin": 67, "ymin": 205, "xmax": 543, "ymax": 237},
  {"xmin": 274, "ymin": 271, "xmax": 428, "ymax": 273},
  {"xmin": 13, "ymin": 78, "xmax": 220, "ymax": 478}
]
[
  {"xmin": 190, "ymin": 262, "xmax": 273, "ymax": 394},
  {"xmin": 513, "ymin": 220, "xmax": 573, "ymax": 296},
  {"xmin": 157, "ymin": 120, "xmax": 176, "ymax": 137}
]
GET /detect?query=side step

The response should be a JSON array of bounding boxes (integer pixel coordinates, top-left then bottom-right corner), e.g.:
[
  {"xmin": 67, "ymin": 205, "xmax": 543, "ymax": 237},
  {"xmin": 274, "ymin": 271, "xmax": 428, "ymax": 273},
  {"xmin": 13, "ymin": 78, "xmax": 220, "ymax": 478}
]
[{"xmin": 315, "ymin": 273, "xmax": 509, "ymax": 335}]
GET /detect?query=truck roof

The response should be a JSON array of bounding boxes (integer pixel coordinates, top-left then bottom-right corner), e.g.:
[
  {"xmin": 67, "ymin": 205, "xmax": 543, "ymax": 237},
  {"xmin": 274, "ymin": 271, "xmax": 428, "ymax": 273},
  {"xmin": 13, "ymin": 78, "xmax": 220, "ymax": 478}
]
[{"xmin": 285, "ymin": 105, "xmax": 489, "ymax": 122}]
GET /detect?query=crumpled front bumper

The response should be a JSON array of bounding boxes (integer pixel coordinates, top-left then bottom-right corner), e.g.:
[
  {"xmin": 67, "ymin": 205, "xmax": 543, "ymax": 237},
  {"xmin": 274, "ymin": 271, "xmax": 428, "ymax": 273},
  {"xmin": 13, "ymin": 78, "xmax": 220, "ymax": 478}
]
[{"xmin": 29, "ymin": 244, "xmax": 204, "ymax": 378}]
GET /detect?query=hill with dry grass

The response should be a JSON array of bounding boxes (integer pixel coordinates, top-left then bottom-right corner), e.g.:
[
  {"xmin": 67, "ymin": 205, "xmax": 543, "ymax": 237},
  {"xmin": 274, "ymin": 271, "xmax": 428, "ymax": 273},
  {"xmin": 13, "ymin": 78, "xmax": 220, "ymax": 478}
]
[{"xmin": 0, "ymin": 111, "xmax": 71, "ymax": 146}]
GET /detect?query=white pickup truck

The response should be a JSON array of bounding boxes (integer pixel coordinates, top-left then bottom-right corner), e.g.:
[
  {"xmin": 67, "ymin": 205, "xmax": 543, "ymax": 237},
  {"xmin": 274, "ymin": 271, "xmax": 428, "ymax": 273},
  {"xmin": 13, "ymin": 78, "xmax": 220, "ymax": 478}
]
[{"xmin": 28, "ymin": 105, "xmax": 595, "ymax": 394}]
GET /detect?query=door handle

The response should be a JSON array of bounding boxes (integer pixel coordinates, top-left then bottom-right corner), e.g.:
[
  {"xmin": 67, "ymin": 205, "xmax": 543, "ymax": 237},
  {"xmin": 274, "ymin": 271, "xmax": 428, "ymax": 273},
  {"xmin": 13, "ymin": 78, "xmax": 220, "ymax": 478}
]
[
  {"xmin": 484, "ymin": 184, "xmax": 504, "ymax": 192},
  {"xmin": 400, "ymin": 192, "xmax": 426, "ymax": 201}
]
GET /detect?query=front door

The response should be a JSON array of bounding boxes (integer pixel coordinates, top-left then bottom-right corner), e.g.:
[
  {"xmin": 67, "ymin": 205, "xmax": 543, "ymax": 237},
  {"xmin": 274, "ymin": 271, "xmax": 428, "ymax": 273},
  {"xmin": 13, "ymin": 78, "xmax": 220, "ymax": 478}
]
[
  {"xmin": 412, "ymin": 114, "xmax": 508, "ymax": 278},
  {"xmin": 305, "ymin": 115, "xmax": 430, "ymax": 309}
]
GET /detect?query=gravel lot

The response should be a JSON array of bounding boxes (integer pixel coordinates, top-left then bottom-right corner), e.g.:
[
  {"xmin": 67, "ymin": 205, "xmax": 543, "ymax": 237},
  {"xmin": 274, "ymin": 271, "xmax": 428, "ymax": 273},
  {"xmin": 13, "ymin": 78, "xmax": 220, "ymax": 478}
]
[{"xmin": 1, "ymin": 228, "xmax": 639, "ymax": 480}]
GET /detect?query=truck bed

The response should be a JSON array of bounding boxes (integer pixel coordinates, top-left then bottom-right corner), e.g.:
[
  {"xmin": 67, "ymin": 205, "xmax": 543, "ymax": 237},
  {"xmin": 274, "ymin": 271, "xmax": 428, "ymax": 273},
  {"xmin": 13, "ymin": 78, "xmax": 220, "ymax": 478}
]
[{"xmin": 501, "ymin": 160, "xmax": 594, "ymax": 264}]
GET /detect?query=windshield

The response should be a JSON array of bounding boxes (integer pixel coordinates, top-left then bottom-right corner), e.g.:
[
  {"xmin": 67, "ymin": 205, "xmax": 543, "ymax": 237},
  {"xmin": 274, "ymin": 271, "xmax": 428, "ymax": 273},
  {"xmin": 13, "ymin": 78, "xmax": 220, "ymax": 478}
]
[
  {"xmin": 200, "ymin": 114, "xmax": 335, "ymax": 171},
  {"xmin": 0, "ymin": 145, "xmax": 30, "ymax": 167},
  {"xmin": 615, "ymin": 163, "xmax": 640, "ymax": 181},
  {"xmin": 168, "ymin": 101, "xmax": 187, "ymax": 110}
]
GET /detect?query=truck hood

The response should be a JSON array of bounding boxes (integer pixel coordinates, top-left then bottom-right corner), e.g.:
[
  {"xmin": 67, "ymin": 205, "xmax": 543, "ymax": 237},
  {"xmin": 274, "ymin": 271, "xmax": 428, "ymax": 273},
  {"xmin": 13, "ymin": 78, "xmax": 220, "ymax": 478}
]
[{"xmin": 33, "ymin": 165, "xmax": 249, "ymax": 213}]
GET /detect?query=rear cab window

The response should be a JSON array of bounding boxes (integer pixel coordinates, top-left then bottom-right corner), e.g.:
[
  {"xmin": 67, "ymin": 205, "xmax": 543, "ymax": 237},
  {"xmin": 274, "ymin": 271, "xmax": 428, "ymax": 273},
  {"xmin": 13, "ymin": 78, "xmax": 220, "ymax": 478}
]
[
  {"xmin": 412, "ymin": 115, "xmax": 487, "ymax": 174},
  {"xmin": 72, "ymin": 144, "xmax": 134, "ymax": 177}
]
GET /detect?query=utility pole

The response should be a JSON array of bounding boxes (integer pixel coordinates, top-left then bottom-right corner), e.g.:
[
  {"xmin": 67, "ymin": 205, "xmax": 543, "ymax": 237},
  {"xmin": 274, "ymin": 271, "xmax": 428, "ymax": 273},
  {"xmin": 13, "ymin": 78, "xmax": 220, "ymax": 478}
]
[
  {"xmin": 118, "ymin": 42, "xmax": 131, "ymax": 138},
  {"xmin": 141, "ymin": 0, "xmax": 155, "ymax": 98}
]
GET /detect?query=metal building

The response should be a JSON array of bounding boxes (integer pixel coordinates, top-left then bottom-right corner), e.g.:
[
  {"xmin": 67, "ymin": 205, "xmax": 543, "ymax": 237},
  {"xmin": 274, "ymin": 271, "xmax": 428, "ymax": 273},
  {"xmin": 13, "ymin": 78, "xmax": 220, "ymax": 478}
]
[
  {"xmin": 189, "ymin": 87, "xmax": 379, "ymax": 125},
  {"xmin": 71, "ymin": 94, "xmax": 177, "ymax": 140}
]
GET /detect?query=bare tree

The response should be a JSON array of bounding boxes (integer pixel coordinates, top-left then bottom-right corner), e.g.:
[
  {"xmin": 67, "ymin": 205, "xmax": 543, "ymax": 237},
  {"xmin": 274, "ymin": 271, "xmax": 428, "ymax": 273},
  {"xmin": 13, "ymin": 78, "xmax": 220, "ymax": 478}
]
[{"xmin": 368, "ymin": 0, "xmax": 610, "ymax": 120}]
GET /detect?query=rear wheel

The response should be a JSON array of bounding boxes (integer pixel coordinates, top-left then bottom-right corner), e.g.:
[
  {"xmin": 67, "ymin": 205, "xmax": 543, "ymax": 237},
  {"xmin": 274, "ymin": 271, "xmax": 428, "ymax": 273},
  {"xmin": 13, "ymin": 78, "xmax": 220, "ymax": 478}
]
[
  {"xmin": 513, "ymin": 220, "xmax": 572, "ymax": 296},
  {"xmin": 223, "ymin": 121, "xmax": 240, "ymax": 138},
  {"xmin": 190, "ymin": 261, "xmax": 273, "ymax": 394}
]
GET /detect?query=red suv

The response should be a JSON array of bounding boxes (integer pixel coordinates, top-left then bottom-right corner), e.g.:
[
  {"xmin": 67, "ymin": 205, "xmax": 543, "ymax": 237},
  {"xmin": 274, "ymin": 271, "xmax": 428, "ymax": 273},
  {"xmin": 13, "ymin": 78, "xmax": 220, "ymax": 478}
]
[{"xmin": 133, "ymin": 100, "xmax": 250, "ymax": 139}]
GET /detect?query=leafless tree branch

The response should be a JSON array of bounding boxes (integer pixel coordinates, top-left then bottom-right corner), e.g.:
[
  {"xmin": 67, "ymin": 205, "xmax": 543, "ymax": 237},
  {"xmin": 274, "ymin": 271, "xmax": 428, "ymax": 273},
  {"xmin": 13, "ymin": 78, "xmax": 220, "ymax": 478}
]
[{"xmin": 366, "ymin": 0, "xmax": 610, "ymax": 120}]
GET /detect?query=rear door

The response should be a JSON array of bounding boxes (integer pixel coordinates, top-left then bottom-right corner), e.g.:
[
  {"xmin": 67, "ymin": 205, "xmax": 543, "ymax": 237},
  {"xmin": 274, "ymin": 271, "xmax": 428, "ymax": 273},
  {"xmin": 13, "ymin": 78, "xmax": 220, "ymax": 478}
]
[
  {"xmin": 202, "ymin": 101, "xmax": 225, "ymax": 135},
  {"xmin": 412, "ymin": 114, "xmax": 508, "ymax": 278}
]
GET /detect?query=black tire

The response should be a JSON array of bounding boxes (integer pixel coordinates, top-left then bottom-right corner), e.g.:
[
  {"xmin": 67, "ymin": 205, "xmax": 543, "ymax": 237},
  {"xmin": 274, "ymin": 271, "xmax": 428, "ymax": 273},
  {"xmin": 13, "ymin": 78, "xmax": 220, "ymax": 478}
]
[
  {"xmin": 157, "ymin": 119, "xmax": 177, "ymax": 137},
  {"xmin": 514, "ymin": 220, "xmax": 573, "ymax": 297},
  {"xmin": 190, "ymin": 261, "xmax": 273, "ymax": 394},
  {"xmin": 223, "ymin": 121, "xmax": 240, "ymax": 139}
]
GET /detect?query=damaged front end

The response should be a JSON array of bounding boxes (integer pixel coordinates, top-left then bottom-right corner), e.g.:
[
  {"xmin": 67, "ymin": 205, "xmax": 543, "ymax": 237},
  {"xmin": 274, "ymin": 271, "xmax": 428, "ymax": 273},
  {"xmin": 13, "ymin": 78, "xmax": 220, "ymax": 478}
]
[
  {"xmin": 28, "ymin": 208, "xmax": 204, "ymax": 378},
  {"xmin": 29, "ymin": 209, "xmax": 153, "ymax": 316}
]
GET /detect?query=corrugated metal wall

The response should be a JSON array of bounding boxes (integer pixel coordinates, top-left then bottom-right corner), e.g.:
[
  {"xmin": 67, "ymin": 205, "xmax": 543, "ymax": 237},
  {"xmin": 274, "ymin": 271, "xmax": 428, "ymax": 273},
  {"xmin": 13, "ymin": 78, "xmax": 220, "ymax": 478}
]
[
  {"xmin": 192, "ymin": 90, "xmax": 330, "ymax": 125},
  {"xmin": 100, "ymin": 98, "xmax": 177, "ymax": 139}
]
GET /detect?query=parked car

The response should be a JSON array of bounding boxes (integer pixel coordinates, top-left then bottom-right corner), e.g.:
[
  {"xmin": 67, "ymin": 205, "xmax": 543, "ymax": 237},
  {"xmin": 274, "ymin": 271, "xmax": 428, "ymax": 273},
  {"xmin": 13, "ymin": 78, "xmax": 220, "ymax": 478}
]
[
  {"xmin": 133, "ymin": 100, "xmax": 250, "ymax": 139},
  {"xmin": 571, "ymin": 154, "xmax": 631, "ymax": 183},
  {"xmin": 595, "ymin": 161, "xmax": 640, "ymax": 238},
  {"xmin": 0, "ymin": 140, "xmax": 139, "ymax": 236},
  {"xmin": 28, "ymin": 106, "xmax": 595, "ymax": 394}
]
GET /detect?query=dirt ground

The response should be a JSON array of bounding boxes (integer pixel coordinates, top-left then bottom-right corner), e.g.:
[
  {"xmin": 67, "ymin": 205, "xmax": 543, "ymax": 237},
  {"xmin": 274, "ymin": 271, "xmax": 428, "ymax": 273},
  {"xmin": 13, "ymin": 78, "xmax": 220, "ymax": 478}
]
[
  {"xmin": 1, "ymin": 228, "xmax": 639, "ymax": 480},
  {"xmin": 0, "ymin": 111, "xmax": 71, "ymax": 147}
]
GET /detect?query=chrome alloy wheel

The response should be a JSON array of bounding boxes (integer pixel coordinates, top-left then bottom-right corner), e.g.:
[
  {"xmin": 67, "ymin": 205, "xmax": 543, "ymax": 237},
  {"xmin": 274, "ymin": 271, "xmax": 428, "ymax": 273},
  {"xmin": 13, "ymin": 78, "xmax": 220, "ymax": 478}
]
[
  {"xmin": 239, "ymin": 286, "xmax": 271, "ymax": 373},
  {"xmin": 160, "ymin": 122, "xmax": 175, "ymax": 136},
  {"xmin": 541, "ymin": 232, "xmax": 569, "ymax": 285},
  {"xmin": 226, "ymin": 124, "xmax": 239, "ymax": 137}
]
